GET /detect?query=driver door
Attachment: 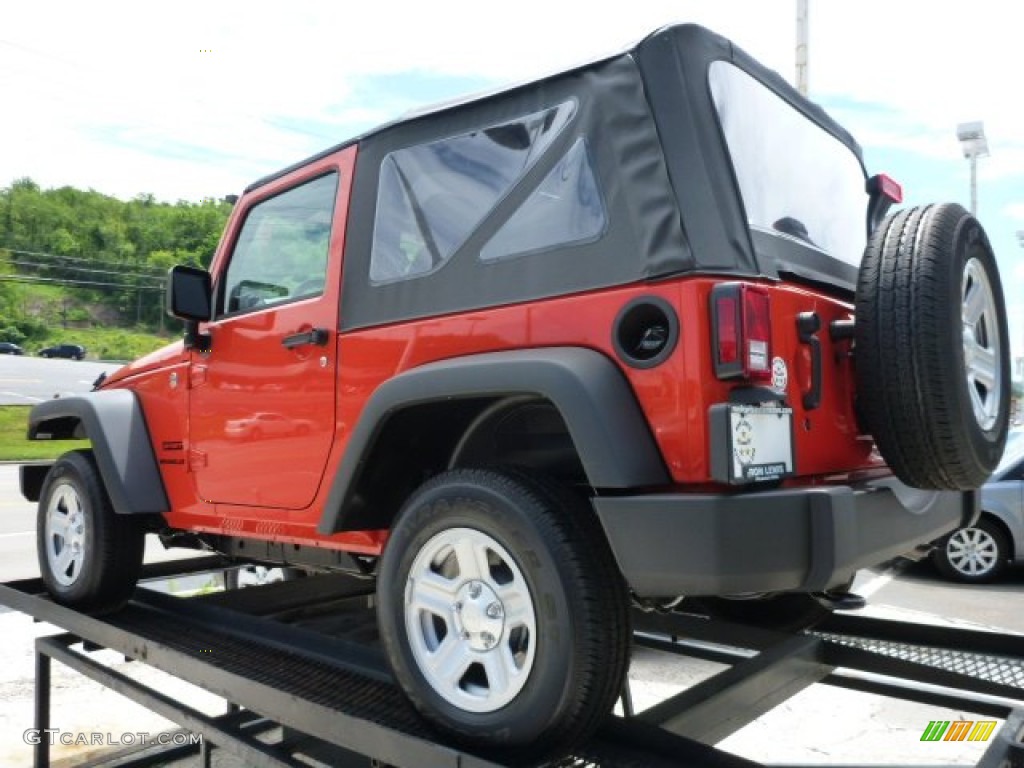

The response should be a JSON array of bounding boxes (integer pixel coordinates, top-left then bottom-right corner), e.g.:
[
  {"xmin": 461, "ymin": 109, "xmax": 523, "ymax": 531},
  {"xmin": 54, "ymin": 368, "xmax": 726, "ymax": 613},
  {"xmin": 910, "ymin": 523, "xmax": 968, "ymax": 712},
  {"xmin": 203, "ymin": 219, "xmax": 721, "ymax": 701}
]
[{"xmin": 188, "ymin": 170, "xmax": 342, "ymax": 509}]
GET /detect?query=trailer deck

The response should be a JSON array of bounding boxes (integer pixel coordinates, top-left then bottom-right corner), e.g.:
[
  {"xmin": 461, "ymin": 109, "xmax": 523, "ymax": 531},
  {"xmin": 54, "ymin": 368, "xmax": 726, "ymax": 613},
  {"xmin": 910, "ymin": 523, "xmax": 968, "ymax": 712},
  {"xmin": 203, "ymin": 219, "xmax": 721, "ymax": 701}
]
[{"xmin": 2, "ymin": 558, "xmax": 1023, "ymax": 768}]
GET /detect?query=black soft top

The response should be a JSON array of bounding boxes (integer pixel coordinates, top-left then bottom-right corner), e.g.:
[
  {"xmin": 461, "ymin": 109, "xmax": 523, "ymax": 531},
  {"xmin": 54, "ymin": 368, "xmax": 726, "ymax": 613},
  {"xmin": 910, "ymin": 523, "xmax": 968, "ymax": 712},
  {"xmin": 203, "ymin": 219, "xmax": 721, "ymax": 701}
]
[{"xmin": 249, "ymin": 25, "xmax": 867, "ymax": 330}]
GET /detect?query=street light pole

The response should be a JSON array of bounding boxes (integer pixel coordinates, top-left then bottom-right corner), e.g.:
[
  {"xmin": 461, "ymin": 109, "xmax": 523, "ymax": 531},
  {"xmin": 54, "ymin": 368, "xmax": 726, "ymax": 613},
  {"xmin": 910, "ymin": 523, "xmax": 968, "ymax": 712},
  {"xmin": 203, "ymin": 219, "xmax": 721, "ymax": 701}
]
[
  {"xmin": 796, "ymin": 0, "xmax": 809, "ymax": 97},
  {"xmin": 969, "ymin": 154, "xmax": 978, "ymax": 217},
  {"xmin": 956, "ymin": 122, "xmax": 989, "ymax": 216}
]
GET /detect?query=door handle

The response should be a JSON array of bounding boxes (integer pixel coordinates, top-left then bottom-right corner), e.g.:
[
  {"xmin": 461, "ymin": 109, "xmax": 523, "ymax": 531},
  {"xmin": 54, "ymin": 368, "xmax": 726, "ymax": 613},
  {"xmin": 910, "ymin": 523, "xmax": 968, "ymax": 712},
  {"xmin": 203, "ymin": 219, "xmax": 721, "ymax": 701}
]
[{"xmin": 282, "ymin": 327, "xmax": 329, "ymax": 349}]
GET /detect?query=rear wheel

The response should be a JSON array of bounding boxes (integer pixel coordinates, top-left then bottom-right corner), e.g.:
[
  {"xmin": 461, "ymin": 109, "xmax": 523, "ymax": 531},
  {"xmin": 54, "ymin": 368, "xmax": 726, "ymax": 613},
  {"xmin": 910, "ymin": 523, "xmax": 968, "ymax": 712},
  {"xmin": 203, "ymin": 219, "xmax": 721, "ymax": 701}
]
[
  {"xmin": 377, "ymin": 468, "xmax": 629, "ymax": 758},
  {"xmin": 37, "ymin": 450, "xmax": 145, "ymax": 613},
  {"xmin": 855, "ymin": 203, "xmax": 1009, "ymax": 489}
]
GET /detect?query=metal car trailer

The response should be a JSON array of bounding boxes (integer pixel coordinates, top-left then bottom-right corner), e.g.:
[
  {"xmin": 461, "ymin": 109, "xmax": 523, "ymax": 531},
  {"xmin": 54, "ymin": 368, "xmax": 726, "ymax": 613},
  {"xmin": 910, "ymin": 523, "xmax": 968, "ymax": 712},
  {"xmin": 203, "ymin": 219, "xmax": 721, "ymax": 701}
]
[{"xmin": 1, "ymin": 558, "xmax": 1022, "ymax": 768}]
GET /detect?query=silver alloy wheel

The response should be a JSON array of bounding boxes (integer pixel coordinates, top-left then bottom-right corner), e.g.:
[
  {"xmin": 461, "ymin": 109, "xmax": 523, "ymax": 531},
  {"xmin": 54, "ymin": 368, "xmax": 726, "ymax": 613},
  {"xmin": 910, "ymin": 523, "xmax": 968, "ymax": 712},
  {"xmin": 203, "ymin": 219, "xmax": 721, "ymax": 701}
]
[
  {"xmin": 45, "ymin": 482, "xmax": 86, "ymax": 587},
  {"xmin": 962, "ymin": 257, "xmax": 1002, "ymax": 431},
  {"xmin": 404, "ymin": 527, "xmax": 537, "ymax": 713},
  {"xmin": 945, "ymin": 526, "xmax": 1000, "ymax": 577}
]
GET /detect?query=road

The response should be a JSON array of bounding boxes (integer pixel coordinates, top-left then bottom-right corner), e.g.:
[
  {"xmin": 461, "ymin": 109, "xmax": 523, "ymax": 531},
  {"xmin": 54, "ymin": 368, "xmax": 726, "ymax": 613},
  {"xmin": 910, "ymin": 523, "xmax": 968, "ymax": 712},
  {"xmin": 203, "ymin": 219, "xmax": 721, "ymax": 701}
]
[
  {"xmin": 0, "ymin": 466, "xmax": 199, "ymax": 586},
  {"xmin": 0, "ymin": 355, "xmax": 122, "ymax": 405}
]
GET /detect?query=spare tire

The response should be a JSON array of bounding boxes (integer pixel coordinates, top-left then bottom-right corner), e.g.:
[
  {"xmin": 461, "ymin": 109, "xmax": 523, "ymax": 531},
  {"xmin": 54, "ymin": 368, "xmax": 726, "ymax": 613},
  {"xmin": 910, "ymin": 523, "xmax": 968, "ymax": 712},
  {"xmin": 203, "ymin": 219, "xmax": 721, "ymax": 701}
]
[{"xmin": 855, "ymin": 203, "xmax": 1009, "ymax": 490}]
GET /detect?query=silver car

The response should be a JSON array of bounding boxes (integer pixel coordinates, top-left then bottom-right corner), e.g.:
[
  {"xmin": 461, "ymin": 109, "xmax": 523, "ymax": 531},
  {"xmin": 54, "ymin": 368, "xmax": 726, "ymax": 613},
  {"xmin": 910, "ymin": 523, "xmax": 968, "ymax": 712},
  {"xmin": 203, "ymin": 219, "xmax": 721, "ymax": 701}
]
[{"xmin": 932, "ymin": 432, "xmax": 1024, "ymax": 581}]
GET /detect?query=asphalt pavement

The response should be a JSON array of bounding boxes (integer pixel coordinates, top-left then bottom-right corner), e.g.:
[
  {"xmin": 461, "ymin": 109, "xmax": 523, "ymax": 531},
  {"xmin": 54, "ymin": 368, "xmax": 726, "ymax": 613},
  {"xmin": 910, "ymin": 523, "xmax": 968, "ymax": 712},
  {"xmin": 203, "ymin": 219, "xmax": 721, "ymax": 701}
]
[
  {"xmin": 0, "ymin": 354, "xmax": 122, "ymax": 405},
  {"xmin": 0, "ymin": 465, "xmax": 201, "ymax": 585}
]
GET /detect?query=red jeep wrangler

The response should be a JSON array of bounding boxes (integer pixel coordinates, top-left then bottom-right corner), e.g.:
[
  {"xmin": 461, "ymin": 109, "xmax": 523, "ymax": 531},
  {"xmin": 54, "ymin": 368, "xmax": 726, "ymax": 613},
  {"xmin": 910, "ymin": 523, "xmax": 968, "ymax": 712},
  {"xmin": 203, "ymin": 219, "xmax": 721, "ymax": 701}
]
[{"xmin": 22, "ymin": 24, "xmax": 1008, "ymax": 757}]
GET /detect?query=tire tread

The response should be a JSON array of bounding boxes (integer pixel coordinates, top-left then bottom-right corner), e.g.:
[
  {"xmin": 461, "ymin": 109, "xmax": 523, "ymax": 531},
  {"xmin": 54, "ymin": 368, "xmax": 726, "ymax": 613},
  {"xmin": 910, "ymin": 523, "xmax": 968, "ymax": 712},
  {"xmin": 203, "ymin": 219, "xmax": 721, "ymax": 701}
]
[
  {"xmin": 37, "ymin": 449, "xmax": 145, "ymax": 613},
  {"xmin": 855, "ymin": 203, "xmax": 1009, "ymax": 489}
]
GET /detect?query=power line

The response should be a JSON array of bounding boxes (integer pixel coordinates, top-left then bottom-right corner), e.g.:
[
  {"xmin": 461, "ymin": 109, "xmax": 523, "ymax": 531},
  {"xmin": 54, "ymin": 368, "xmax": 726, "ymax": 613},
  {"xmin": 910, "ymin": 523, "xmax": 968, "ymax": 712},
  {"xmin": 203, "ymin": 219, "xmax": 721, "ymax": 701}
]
[
  {"xmin": 6, "ymin": 257, "xmax": 165, "ymax": 284},
  {"xmin": 1, "ymin": 246, "xmax": 171, "ymax": 275},
  {"xmin": 0, "ymin": 274, "xmax": 162, "ymax": 290}
]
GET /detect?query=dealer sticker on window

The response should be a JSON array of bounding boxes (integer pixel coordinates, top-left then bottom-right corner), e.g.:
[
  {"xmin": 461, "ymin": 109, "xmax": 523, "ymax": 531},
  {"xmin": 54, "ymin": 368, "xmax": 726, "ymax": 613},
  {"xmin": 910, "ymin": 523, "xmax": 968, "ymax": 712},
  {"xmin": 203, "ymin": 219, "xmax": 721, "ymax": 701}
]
[{"xmin": 728, "ymin": 404, "xmax": 794, "ymax": 482}]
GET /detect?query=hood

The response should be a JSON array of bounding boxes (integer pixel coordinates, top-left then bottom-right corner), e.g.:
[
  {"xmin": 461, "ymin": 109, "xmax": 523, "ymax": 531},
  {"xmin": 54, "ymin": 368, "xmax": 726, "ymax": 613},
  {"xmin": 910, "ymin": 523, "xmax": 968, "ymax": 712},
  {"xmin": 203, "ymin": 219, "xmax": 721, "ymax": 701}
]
[{"xmin": 100, "ymin": 339, "xmax": 187, "ymax": 388}]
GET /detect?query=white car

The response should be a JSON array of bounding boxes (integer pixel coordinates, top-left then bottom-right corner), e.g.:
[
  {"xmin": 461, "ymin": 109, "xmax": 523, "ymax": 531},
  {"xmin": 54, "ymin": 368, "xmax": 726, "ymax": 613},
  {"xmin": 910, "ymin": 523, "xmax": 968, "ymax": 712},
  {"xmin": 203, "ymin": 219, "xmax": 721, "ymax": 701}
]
[{"xmin": 932, "ymin": 432, "xmax": 1024, "ymax": 582}]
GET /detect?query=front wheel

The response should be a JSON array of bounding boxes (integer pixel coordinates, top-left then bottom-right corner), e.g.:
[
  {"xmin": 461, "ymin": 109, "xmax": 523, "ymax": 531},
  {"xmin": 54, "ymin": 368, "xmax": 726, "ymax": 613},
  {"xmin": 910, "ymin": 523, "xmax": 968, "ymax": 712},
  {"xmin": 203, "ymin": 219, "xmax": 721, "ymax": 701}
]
[
  {"xmin": 932, "ymin": 517, "xmax": 1010, "ymax": 582},
  {"xmin": 377, "ymin": 468, "xmax": 629, "ymax": 758},
  {"xmin": 37, "ymin": 450, "xmax": 145, "ymax": 613}
]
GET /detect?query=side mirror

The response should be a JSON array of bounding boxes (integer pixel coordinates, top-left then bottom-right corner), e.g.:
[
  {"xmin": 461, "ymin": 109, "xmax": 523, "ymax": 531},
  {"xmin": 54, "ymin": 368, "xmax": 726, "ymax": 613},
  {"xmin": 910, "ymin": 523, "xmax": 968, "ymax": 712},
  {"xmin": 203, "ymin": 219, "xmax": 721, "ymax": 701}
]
[
  {"xmin": 167, "ymin": 265, "xmax": 212, "ymax": 322},
  {"xmin": 167, "ymin": 266, "xmax": 213, "ymax": 351}
]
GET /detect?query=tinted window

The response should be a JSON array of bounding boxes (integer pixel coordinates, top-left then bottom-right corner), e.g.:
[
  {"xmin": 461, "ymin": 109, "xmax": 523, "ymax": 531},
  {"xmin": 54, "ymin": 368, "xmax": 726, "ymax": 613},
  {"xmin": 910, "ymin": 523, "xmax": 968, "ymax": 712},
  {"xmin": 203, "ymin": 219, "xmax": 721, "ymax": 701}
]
[
  {"xmin": 709, "ymin": 62, "xmax": 867, "ymax": 270},
  {"xmin": 221, "ymin": 173, "xmax": 338, "ymax": 316},
  {"xmin": 481, "ymin": 138, "xmax": 606, "ymax": 261},
  {"xmin": 369, "ymin": 102, "xmax": 575, "ymax": 283}
]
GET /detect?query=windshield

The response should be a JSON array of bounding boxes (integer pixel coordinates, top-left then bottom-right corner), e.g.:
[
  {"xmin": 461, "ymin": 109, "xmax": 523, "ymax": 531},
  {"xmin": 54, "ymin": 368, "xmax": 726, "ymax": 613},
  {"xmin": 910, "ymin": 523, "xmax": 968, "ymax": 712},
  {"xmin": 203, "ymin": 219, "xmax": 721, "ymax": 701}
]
[{"xmin": 709, "ymin": 61, "xmax": 868, "ymax": 273}]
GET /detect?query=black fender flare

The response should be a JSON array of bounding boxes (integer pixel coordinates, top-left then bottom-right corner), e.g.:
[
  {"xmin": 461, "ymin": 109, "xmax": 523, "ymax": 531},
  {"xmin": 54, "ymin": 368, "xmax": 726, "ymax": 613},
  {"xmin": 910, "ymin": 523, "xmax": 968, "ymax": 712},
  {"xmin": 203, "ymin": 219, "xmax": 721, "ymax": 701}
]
[
  {"xmin": 26, "ymin": 390, "xmax": 169, "ymax": 515},
  {"xmin": 318, "ymin": 347, "xmax": 669, "ymax": 534}
]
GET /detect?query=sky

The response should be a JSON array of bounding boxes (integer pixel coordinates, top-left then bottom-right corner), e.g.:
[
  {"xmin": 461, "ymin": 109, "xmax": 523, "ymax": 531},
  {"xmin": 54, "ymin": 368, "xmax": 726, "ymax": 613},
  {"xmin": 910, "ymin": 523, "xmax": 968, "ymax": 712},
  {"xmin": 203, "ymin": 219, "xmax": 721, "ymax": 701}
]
[{"xmin": 2, "ymin": 0, "xmax": 1023, "ymax": 357}]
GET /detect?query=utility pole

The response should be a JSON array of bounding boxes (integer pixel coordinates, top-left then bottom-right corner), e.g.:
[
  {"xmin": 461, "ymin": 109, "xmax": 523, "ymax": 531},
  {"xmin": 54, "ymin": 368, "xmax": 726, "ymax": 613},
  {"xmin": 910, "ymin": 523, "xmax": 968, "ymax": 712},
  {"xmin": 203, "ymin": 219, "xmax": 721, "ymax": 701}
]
[{"xmin": 796, "ymin": 0, "xmax": 809, "ymax": 97}]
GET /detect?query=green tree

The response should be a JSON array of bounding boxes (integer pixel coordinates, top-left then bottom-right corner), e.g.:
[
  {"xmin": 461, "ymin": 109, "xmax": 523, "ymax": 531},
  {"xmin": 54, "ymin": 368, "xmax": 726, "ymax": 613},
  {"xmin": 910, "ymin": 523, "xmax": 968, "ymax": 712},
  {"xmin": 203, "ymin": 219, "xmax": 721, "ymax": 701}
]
[{"xmin": 0, "ymin": 178, "xmax": 232, "ymax": 335}]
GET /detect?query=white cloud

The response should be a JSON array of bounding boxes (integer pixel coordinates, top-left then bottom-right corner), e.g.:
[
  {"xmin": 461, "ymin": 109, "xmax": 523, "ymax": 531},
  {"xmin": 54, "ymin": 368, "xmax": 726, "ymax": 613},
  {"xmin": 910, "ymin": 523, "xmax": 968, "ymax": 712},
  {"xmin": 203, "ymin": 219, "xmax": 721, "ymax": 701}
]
[
  {"xmin": 2, "ymin": 0, "xmax": 1023, "ymax": 201},
  {"xmin": 5, "ymin": 0, "xmax": 1024, "ymax": 359}
]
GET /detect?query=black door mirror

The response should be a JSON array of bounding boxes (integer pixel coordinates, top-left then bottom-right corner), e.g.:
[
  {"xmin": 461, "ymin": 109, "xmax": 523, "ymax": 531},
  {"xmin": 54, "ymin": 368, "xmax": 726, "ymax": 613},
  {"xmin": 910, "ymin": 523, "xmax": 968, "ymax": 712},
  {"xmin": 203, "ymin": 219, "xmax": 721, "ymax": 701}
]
[{"xmin": 167, "ymin": 265, "xmax": 212, "ymax": 322}]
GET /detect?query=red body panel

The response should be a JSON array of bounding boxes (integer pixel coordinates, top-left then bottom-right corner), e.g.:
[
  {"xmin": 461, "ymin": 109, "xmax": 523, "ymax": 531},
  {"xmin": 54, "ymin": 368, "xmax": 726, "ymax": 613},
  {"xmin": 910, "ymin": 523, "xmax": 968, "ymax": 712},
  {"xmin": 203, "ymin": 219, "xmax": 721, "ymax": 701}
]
[{"xmin": 104, "ymin": 142, "xmax": 879, "ymax": 559}]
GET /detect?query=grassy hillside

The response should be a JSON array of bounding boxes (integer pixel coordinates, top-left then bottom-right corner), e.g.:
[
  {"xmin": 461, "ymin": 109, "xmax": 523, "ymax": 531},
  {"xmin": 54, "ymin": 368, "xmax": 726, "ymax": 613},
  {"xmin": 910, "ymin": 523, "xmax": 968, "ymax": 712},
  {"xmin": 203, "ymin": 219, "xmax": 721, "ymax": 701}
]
[
  {"xmin": 1, "ymin": 177, "xmax": 230, "ymax": 360},
  {"xmin": 0, "ymin": 405, "xmax": 88, "ymax": 461},
  {"xmin": 3, "ymin": 274, "xmax": 174, "ymax": 360},
  {"xmin": 33, "ymin": 326, "xmax": 175, "ymax": 361}
]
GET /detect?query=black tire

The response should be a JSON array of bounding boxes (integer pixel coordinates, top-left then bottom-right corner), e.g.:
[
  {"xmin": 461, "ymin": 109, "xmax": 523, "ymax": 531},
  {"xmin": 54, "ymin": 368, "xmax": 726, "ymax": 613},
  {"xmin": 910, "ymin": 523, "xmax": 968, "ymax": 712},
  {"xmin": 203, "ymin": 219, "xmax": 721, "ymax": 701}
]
[
  {"xmin": 931, "ymin": 516, "xmax": 1011, "ymax": 583},
  {"xmin": 855, "ymin": 203, "xmax": 1009, "ymax": 489},
  {"xmin": 37, "ymin": 450, "xmax": 145, "ymax": 613},
  {"xmin": 377, "ymin": 468, "xmax": 629, "ymax": 759}
]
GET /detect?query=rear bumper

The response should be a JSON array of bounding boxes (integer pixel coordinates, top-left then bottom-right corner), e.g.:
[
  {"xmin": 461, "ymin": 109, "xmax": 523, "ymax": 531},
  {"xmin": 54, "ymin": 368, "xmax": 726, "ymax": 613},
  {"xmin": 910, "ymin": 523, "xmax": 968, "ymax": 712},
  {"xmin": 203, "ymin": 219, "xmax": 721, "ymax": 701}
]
[{"xmin": 592, "ymin": 479, "xmax": 976, "ymax": 597}]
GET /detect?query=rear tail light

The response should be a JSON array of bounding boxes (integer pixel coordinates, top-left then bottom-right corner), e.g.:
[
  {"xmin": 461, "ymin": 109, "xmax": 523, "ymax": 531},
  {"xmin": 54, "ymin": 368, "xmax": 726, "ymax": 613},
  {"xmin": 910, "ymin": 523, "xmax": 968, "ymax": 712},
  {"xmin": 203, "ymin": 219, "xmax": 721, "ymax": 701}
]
[
  {"xmin": 867, "ymin": 172, "xmax": 903, "ymax": 233},
  {"xmin": 869, "ymin": 172, "xmax": 903, "ymax": 204},
  {"xmin": 711, "ymin": 283, "xmax": 772, "ymax": 381}
]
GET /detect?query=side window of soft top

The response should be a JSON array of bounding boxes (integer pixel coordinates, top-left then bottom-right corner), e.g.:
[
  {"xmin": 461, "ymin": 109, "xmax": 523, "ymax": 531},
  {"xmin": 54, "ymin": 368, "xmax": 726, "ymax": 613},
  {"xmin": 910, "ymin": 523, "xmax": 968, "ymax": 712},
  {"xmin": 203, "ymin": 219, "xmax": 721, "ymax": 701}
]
[
  {"xmin": 220, "ymin": 172, "xmax": 339, "ymax": 317},
  {"xmin": 369, "ymin": 102, "xmax": 576, "ymax": 284}
]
